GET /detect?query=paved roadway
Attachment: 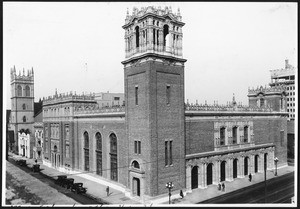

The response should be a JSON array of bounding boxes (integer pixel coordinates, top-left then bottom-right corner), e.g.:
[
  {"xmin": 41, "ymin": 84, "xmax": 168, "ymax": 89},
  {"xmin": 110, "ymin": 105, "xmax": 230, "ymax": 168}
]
[
  {"xmin": 200, "ymin": 172, "xmax": 294, "ymax": 204},
  {"xmin": 7, "ymin": 157, "xmax": 106, "ymax": 205}
]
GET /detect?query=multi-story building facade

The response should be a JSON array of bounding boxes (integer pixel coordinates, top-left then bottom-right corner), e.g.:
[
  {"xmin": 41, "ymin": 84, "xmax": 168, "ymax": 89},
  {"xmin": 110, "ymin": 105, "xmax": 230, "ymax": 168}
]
[
  {"xmin": 9, "ymin": 67, "xmax": 35, "ymax": 157},
  {"xmin": 33, "ymin": 108, "xmax": 43, "ymax": 161},
  {"xmin": 270, "ymin": 59, "xmax": 296, "ymax": 119},
  {"xmin": 35, "ymin": 6, "xmax": 289, "ymax": 202},
  {"xmin": 42, "ymin": 92, "xmax": 97, "ymax": 172}
]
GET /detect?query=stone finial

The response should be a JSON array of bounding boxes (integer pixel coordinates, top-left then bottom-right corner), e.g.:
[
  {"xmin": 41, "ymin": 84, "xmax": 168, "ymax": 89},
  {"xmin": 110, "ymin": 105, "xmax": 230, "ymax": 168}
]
[
  {"xmin": 23, "ymin": 68, "xmax": 25, "ymax": 76},
  {"xmin": 177, "ymin": 8, "xmax": 181, "ymax": 16}
]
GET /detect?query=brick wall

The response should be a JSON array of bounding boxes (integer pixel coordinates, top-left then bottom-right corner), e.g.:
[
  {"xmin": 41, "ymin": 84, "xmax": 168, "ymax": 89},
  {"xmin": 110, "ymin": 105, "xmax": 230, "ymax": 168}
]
[
  {"xmin": 253, "ymin": 117, "xmax": 287, "ymax": 166},
  {"xmin": 185, "ymin": 120, "xmax": 214, "ymax": 154},
  {"xmin": 74, "ymin": 119, "xmax": 127, "ymax": 187}
]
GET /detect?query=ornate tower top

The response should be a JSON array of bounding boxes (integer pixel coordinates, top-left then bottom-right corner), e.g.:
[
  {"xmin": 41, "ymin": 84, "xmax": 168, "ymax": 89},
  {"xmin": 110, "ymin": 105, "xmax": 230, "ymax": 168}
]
[
  {"xmin": 10, "ymin": 66, "xmax": 34, "ymax": 83},
  {"xmin": 122, "ymin": 6, "xmax": 185, "ymax": 63}
]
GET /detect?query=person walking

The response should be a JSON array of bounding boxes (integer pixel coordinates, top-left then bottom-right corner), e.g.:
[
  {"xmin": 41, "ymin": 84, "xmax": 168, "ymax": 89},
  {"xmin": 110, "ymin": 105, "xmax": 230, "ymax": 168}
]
[
  {"xmin": 249, "ymin": 173, "xmax": 252, "ymax": 182},
  {"xmin": 222, "ymin": 182, "xmax": 225, "ymax": 192},
  {"xmin": 180, "ymin": 190, "xmax": 184, "ymax": 198},
  {"xmin": 218, "ymin": 182, "xmax": 221, "ymax": 191},
  {"xmin": 106, "ymin": 186, "xmax": 110, "ymax": 196}
]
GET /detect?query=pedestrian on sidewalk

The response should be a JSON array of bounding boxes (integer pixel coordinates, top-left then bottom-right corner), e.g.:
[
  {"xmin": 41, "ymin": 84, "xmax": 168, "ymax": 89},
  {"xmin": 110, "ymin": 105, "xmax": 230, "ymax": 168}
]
[
  {"xmin": 106, "ymin": 186, "xmax": 110, "ymax": 196},
  {"xmin": 218, "ymin": 182, "xmax": 221, "ymax": 191},
  {"xmin": 222, "ymin": 182, "xmax": 225, "ymax": 192},
  {"xmin": 248, "ymin": 173, "xmax": 252, "ymax": 182},
  {"xmin": 180, "ymin": 190, "xmax": 184, "ymax": 198}
]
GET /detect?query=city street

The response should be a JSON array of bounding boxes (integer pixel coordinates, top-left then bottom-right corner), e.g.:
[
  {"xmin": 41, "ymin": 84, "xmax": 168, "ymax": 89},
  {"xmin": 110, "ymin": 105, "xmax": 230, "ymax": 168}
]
[
  {"xmin": 5, "ymin": 158, "xmax": 105, "ymax": 205},
  {"xmin": 200, "ymin": 172, "xmax": 294, "ymax": 204}
]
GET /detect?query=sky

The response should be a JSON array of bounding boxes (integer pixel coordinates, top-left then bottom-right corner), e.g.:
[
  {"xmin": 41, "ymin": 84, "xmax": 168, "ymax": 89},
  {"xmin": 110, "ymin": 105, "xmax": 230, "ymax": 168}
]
[{"xmin": 3, "ymin": 2, "xmax": 298, "ymax": 109}]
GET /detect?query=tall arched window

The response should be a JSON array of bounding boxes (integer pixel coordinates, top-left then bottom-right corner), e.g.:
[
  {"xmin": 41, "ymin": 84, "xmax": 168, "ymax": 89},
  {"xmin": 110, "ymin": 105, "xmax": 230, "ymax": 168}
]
[
  {"xmin": 110, "ymin": 133, "xmax": 118, "ymax": 181},
  {"xmin": 25, "ymin": 85, "xmax": 30, "ymax": 97},
  {"xmin": 244, "ymin": 126, "xmax": 249, "ymax": 143},
  {"xmin": 232, "ymin": 126, "xmax": 237, "ymax": 144},
  {"xmin": 163, "ymin": 25, "xmax": 169, "ymax": 47},
  {"xmin": 22, "ymin": 104, "xmax": 26, "ymax": 110},
  {"xmin": 83, "ymin": 131, "xmax": 89, "ymax": 171},
  {"xmin": 135, "ymin": 26, "xmax": 139, "ymax": 48},
  {"xmin": 220, "ymin": 127, "xmax": 226, "ymax": 145},
  {"xmin": 23, "ymin": 116, "xmax": 26, "ymax": 122},
  {"xmin": 17, "ymin": 85, "xmax": 22, "ymax": 96},
  {"xmin": 95, "ymin": 132, "xmax": 102, "ymax": 176}
]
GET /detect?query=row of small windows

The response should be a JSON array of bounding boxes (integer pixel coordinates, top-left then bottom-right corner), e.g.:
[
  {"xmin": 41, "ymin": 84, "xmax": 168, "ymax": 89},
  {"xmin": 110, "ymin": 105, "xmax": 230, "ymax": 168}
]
[
  {"xmin": 219, "ymin": 126, "xmax": 250, "ymax": 146},
  {"xmin": 287, "ymin": 92, "xmax": 295, "ymax": 96},
  {"xmin": 287, "ymin": 103, "xmax": 295, "ymax": 107},
  {"xmin": 17, "ymin": 85, "xmax": 30, "ymax": 97},
  {"xmin": 287, "ymin": 109, "xmax": 295, "ymax": 112},
  {"xmin": 135, "ymin": 85, "xmax": 171, "ymax": 105},
  {"xmin": 44, "ymin": 107, "xmax": 71, "ymax": 116},
  {"xmin": 287, "ymin": 98, "xmax": 295, "ymax": 101},
  {"xmin": 286, "ymin": 86, "xmax": 295, "ymax": 90},
  {"xmin": 83, "ymin": 131, "xmax": 118, "ymax": 181}
]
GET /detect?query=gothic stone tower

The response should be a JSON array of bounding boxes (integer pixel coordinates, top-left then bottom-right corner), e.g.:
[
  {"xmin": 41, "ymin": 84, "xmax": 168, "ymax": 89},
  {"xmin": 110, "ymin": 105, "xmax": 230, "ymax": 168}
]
[
  {"xmin": 121, "ymin": 6, "xmax": 187, "ymax": 198},
  {"xmin": 10, "ymin": 66, "xmax": 34, "ymax": 157}
]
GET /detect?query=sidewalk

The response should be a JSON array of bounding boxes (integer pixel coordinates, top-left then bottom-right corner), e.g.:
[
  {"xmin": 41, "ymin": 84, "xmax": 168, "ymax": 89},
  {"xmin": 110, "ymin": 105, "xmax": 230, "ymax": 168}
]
[
  {"xmin": 8, "ymin": 153, "xmax": 139, "ymax": 205},
  {"xmin": 172, "ymin": 165, "xmax": 295, "ymax": 204},
  {"xmin": 7, "ymin": 153, "xmax": 295, "ymax": 205}
]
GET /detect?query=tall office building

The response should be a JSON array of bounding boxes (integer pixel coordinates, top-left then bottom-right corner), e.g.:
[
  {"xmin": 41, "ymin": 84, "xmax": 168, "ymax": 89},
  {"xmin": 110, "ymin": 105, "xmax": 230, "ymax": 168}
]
[{"xmin": 270, "ymin": 59, "xmax": 296, "ymax": 119}]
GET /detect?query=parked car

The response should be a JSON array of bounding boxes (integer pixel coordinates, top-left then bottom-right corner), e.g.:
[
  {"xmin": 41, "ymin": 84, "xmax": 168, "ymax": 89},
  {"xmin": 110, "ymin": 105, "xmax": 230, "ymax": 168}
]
[
  {"xmin": 55, "ymin": 175, "xmax": 67, "ymax": 186},
  {"xmin": 32, "ymin": 164, "xmax": 40, "ymax": 172},
  {"xmin": 62, "ymin": 178, "xmax": 75, "ymax": 189},
  {"xmin": 16, "ymin": 159, "xmax": 26, "ymax": 166},
  {"xmin": 71, "ymin": 183, "xmax": 87, "ymax": 194}
]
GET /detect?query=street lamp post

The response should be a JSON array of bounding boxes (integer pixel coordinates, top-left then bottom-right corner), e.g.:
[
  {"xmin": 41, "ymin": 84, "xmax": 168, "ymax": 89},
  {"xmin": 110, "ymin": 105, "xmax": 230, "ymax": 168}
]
[
  {"xmin": 274, "ymin": 157, "xmax": 279, "ymax": 176},
  {"xmin": 166, "ymin": 182, "xmax": 174, "ymax": 204}
]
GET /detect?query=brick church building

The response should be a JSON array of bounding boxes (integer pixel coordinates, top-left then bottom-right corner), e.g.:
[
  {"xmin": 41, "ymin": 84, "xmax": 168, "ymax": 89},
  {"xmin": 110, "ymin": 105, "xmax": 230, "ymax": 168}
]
[{"xmin": 9, "ymin": 6, "xmax": 289, "ymax": 202}]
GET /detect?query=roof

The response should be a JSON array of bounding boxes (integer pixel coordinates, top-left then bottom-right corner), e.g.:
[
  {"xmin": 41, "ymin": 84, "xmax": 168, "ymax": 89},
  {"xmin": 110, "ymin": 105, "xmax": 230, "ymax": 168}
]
[{"xmin": 34, "ymin": 100, "xmax": 43, "ymax": 117}]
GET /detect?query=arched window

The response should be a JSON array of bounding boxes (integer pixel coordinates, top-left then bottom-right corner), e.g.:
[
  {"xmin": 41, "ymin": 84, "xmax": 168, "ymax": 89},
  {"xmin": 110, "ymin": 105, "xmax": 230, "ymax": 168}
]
[
  {"xmin": 260, "ymin": 98, "xmax": 264, "ymax": 107},
  {"xmin": 95, "ymin": 132, "xmax": 102, "ymax": 176},
  {"xmin": 232, "ymin": 126, "xmax": 237, "ymax": 144},
  {"xmin": 163, "ymin": 25, "xmax": 169, "ymax": 47},
  {"xmin": 132, "ymin": 160, "xmax": 140, "ymax": 169},
  {"xmin": 220, "ymin": 127, "xmax": 226, "ymax": 145},
  {"xmin": 22, "ymin": 104, "xmax": 26, "ymax": 110},
  {"xmin": 25, "ymin": 85, "xmax": 30, "ymax": 97},
  {"xmin": 135, "ymin": 26, "xmax": 139, "ymax": 48},
  {"xmin": 110, "ymin": 133, "xmax": 118, "ymax": 181},
  {"xmin": 83, "ymin": 131, "xmax": 89, "ymax": 171},
  {"xmin": 244, "ymin": 126, "xmax": 249, "ymax": 142},
  {"xmin": 23, "ymin": 116, "xmax": 26, "ymax": 122},
  {"xmin": 17, "ymin": 85, "xmax": 22, "ymax": 96}
]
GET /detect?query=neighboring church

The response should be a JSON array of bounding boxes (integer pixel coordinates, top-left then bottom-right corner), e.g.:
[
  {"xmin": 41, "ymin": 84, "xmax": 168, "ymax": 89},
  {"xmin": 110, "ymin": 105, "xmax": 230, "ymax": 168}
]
[{"xmin": 8, "ymin": 6, "xmax": 290, "ymax": 203}]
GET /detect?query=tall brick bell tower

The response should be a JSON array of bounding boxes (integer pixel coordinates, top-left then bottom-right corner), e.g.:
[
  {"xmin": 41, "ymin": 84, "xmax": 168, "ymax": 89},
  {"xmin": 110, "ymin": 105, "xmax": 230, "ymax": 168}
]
[{"xmin": 121, "ymin": 6, "xmax": 187, "ymax": 199}]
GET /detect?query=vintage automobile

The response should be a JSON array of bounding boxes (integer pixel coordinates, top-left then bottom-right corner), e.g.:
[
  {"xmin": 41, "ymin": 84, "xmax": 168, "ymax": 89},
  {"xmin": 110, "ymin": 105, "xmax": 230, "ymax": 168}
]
[
  {"xmin": 16, "ymin": 159, "xmax": 27, "ymax": 166},
  {"xmin": 62, "ymin": 178, "xmax": 75, "ymax": 189},
  {"xmin": 71, "ymin": 183, "xmax": 87, "ymax": 194},
  {"xmin": 55, "ymin": 175, "xmax": 67, "ymax": 186},
  {"xmin": 32, "ymin": 164, "xmax": 40, "ymax": 172}
]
